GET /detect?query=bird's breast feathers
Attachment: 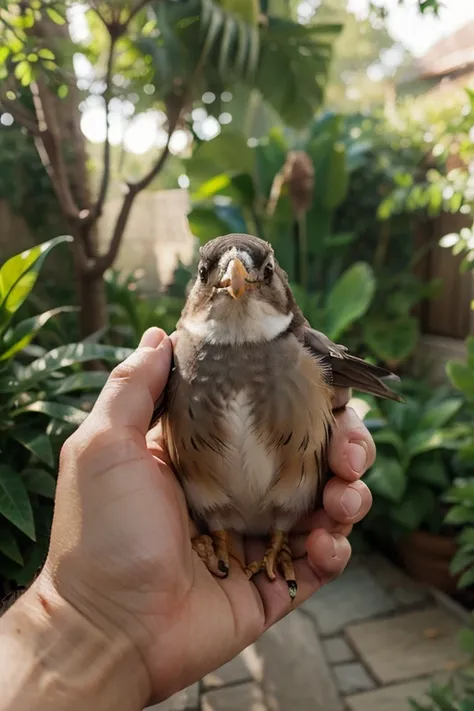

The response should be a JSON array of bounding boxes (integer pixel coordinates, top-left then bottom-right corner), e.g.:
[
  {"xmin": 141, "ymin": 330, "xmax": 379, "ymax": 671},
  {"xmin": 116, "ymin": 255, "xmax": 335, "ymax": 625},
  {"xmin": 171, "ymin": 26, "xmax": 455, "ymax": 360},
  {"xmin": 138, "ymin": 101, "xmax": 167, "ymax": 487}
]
[{"xmin": 162, "ymin": 332, "xmax": 334, "ymax": 533}]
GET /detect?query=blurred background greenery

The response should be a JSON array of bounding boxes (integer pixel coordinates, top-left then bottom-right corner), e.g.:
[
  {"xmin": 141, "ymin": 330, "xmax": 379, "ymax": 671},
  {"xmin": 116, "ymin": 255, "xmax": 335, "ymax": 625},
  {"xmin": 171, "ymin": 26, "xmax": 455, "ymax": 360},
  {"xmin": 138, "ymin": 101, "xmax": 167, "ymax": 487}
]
[{"xmin": 2, "ymin": 0, "xmax": 474, "ymax": 705}]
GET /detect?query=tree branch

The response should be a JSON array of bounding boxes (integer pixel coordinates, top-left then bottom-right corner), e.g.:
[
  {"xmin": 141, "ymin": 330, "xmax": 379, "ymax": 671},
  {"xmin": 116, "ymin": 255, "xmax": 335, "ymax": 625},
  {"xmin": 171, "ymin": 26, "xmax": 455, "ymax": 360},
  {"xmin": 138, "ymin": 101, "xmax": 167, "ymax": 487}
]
[
  {"xmin": 127, "ymin": 0, "xmax": 153, "ymax": 25},
  {"xmin": 89, "ymin": 35, "xmax": 116, "ymax": 224},
  {"xmin": 88, "ymin": 110, "xmax": 180, "ymax": 279},
  {"xmin": 30, "ymin": 79, "xmax": 82, "ymax": 223}
]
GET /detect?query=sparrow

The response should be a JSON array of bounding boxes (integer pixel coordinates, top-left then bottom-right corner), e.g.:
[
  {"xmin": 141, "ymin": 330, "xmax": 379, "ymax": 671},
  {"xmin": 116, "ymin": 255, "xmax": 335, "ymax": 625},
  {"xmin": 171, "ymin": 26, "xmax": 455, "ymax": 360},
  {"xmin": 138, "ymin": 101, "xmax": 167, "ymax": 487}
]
[{"xmin": 151, "ymin": 233, "xmax": 401, "ymax": 600}]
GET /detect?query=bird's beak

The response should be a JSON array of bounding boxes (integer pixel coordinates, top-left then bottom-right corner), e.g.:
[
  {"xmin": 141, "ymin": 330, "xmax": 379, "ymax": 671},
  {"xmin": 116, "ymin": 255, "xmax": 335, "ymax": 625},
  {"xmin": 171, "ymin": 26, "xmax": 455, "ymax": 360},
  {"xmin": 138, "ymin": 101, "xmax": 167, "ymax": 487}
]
[{"xmin": 219, "ymin": 258, "xmax": 249, "ymax": 299}]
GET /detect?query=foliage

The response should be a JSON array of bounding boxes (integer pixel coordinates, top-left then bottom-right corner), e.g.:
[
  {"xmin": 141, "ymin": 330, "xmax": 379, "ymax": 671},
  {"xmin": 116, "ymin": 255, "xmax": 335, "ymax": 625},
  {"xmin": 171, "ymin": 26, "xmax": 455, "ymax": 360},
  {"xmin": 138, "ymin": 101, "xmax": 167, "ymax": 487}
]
[
  {"xmin": 0, "ymin": 237, "xmax": 131, "ymax": 590},
  {"xmin": 187, "ymin": 108, "xmax": 438, "ymax": 363},
  {"xmin": 361, "ymin": 380, "xmax": 462, "ymax": 543},
  {"xmin": 409, "ymin": 681, "xmax": 474, "ymax": 711},
  {"xmin": 443, "ymin": 337, "xmax": 474, "ymax": 591},
  {"xmin": 0, "ymin": 0, "xmax": 342, "ymax": 339},
  {"xmin": 105, "ymin": 267, "xmax": 187, "ymax": 348}
]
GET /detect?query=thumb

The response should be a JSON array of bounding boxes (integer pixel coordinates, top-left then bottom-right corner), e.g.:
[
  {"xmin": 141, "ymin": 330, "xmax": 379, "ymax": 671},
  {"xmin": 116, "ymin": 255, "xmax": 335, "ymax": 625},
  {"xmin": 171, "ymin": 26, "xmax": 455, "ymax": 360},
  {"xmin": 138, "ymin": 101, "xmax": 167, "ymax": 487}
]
[{"xmin": 84, "ymin": 328, "xmax": 173, "ymax": 436}]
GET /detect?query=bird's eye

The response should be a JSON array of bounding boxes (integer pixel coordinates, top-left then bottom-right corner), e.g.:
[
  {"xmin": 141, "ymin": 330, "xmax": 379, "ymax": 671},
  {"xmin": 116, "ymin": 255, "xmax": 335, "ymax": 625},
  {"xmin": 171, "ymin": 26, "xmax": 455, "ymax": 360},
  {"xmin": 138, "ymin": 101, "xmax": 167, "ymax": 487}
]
[
  {"xmin": 263, "ymin": 263, "xmax": 274, "ymax": 281},
  {"xmin": 198, "ymin": 265, "xmax": 208, "ymax": 283}
]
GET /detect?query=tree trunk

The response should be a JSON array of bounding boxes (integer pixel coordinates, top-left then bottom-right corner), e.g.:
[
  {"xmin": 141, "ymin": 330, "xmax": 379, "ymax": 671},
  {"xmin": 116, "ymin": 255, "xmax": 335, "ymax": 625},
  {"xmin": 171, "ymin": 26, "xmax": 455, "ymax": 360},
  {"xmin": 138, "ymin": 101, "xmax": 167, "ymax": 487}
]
[
  {"xmin": 76, "ymin": 270, "xmax": 108, "ymax": 340},
  {"xmin": 34, "ymin": 17, "xmax": 108, "ymax": 337}
]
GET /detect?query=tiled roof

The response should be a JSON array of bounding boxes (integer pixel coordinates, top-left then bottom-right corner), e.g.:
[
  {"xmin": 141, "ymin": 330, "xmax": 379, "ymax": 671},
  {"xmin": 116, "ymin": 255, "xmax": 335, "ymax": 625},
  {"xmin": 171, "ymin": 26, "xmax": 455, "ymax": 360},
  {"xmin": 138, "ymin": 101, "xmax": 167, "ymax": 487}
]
[{"xmin": 399, "ymin": 20, "xmax": 474, "ymax": 83}]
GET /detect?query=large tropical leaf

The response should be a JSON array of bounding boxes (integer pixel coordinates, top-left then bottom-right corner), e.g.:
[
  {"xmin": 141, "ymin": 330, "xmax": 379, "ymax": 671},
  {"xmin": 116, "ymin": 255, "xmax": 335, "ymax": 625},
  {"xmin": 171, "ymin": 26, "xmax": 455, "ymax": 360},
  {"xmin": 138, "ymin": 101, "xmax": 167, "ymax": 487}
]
[
  {"xmin": 18, "ymin": 343, "xmax": 132, "ymax": 387},
  {"xmin": 324, "ymin": 262, "xmax": 376, "ymax": 341},
  {"xmin": 0, "ymin": 465, "xmax": 35, "ymax": 540},
  {"xmin": 144, "ymin": 0, "xmax": 341, "ymax": 128},
  {"xmin": 13, "ymin": 401, "xmax": 89, "ymax": 426},
  {"xmin": 0, "ymin": 523, "xmax": 23, "ymax": 565},
  {"xmin": 10, "ymin": 425, "xmax": 54, "ymax": 467},
  {"xmin": 0, "ymin": 235, "xmax": 72, "ymax": 333},
  {"xmin": 22, "ymin": 469, "xmax": 56, "ymax": 499},
  {"xmin": 0, "ymin": 306, "xmax": 77, "ymax": 361}
]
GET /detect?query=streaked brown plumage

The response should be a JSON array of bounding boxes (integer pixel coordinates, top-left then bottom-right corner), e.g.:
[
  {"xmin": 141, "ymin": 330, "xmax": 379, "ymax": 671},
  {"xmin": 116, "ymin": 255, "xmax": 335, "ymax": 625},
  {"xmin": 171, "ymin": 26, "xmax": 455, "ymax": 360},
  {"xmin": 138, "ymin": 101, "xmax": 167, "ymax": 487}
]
[{"xmin": 151, "ymin": 234, "xmax": 401, "ymax": 599}]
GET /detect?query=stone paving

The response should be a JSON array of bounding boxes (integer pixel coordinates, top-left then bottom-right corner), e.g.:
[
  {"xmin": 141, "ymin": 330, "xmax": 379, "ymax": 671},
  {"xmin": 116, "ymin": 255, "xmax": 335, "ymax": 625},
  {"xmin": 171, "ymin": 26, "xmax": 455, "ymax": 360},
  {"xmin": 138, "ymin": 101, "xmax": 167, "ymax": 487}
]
[{"xmin": 147, "ymin": 552, "xmax": 472, "ymax": 711}]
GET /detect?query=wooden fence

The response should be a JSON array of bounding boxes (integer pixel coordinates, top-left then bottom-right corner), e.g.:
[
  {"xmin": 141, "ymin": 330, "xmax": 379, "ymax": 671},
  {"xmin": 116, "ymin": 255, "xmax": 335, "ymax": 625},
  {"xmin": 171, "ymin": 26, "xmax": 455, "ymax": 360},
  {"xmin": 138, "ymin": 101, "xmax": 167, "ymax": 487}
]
[{"xmin": 415, "ymin": 212, "xmax": 473, "ymax": 340}]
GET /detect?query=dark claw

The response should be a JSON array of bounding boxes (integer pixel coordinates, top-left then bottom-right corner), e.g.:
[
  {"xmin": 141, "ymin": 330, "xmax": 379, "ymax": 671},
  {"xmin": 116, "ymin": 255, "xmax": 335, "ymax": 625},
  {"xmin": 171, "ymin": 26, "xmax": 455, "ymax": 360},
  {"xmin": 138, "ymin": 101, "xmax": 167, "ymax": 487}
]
[
  {"xmin": 218, "ymin": 560, "xmax": 229, "ymax": 576},
  {"xmin": 287, "ymin": 580, "xmax": 297, "ymax": 601}
]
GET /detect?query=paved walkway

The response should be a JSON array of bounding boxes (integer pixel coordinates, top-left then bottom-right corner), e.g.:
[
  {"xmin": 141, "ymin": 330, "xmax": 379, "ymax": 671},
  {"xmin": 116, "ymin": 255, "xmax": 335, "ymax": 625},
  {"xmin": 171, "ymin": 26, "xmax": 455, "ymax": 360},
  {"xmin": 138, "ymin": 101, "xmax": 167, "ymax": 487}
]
[{"xmin": 148, "ymin": 552, "xmax": 471, "ymax": 711}]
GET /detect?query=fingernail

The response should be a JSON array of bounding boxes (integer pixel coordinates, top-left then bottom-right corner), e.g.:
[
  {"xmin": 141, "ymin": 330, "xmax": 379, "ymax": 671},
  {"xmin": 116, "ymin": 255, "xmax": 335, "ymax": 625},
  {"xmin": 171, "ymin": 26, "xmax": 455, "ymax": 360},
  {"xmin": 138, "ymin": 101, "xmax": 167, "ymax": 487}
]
[
  {"xmin": 347, "ymin": 441, "xmax": 367, "ymax": 475},
  {"xmin": 138, "ymin": 327, "xmax": 166, "ymax": 349},
  {"xmin": 330, "ymin": 533, "xmax": 346, "ymax": 559},
  {"xmin": 341, "ymin": 486, "xmax": 362, "ymax": 518}
]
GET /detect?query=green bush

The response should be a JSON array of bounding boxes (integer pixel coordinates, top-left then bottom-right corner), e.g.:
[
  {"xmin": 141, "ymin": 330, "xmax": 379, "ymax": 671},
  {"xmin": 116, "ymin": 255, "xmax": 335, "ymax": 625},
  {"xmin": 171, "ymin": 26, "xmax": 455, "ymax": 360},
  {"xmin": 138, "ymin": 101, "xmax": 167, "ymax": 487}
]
[
  {"xmin": 362, "ymin": 380, "xmax": 462, "ymax": 543},
  {"xmin": 0, "ymin": 237, "xmax": 131, "ymax": 592}
]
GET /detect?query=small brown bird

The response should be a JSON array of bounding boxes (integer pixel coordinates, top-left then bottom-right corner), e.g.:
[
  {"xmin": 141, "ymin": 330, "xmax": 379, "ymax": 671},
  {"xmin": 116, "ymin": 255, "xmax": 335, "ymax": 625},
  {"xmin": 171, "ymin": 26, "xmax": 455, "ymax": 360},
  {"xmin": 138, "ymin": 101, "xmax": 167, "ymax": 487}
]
[{"xmin": 152, "ymin": 234, "xmax": 401, "ymax": 599}]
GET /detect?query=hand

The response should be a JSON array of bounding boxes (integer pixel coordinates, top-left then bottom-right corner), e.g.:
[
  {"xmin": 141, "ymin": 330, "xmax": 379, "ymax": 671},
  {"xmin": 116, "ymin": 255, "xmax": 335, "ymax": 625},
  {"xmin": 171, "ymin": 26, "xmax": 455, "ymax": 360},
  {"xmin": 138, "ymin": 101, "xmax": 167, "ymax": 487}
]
[{"xmin": 36, "ymin": 327, "xmax": 374, "ymax": 707}]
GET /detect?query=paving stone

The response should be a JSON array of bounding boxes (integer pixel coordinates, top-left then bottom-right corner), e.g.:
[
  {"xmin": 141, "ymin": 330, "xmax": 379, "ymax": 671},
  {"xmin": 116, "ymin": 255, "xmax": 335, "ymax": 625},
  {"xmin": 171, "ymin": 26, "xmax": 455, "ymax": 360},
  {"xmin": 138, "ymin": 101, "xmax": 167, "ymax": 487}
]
[
  {"xmin": 333, "ymin": 662, "xmax": 375, "ymax": 695},
  {"xmin": 322, "ymin": 637, "xmax": 355, "ymax": 664},
  {"xmin": 255, "ymin": 609, "xmax": 344, "ymax": 711},
  {"xmin": 203, "ymin": 653, "xmax": 253, "ymax": 689},
  {"xmin": 363, "ymin": 553, "xmax": 429, "ymax": 608},
  {"xmin": 346, "ymin": 677, "xmax": 444, "ymax": 711},
  {"xmin": 302, "ymin": 562, "xmax": 396, "ymax": 635},
  {"xmin": 202, "ymin": 682, "xmax": 266, "ymax": 711},
  {"xmin": 146, "ymin": 684, "xmax": 199, "ymax": 711},
  {"xmin": 346, "ymin": 606, "xmax": 469, "ymax": 684}
]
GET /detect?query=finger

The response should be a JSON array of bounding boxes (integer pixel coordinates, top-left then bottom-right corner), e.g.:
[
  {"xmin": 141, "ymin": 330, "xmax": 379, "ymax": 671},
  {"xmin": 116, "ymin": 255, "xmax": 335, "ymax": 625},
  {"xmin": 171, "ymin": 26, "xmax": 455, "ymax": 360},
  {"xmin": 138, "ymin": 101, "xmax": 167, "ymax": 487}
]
[
  {"xmin": 291, "ymin": 508, "xmax": 351, "ymax": 535},
  {"xmin": 289, "ymin": 523, "xmax": 352, "ymax": 558},
  {"xmin": 252, "ymin": 531, "xmax": 351, "ymax": 629},
  {"xmin": 328, "ymin": 406, "xmax": 376, "ymax": 481},
  {"xmin": 323, "ymin": 478, "xmax": 372, "ymax": 524},
  {"xmin": 331, "ymin": 387, "xmax": 351, "ymax": 410},
  {"xmin": 306, "ymin": 530, "xmax": 351, "ymax": 583},
  {"xmin": 139, "ymin": 327, "xmax": 166, "ymax": 348},
  {"xmin": 84, "ymin": 336, "xmax": 173, "ymax": 436}
]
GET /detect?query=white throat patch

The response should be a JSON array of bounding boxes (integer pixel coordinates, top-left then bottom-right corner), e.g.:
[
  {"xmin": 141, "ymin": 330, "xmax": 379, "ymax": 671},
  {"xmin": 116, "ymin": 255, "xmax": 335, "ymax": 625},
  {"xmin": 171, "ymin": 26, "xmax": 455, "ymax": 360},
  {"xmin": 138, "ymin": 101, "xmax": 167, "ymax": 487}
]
[{"xmin": 182, "ymin": 300, "xmax": 294, "ymax": 345}]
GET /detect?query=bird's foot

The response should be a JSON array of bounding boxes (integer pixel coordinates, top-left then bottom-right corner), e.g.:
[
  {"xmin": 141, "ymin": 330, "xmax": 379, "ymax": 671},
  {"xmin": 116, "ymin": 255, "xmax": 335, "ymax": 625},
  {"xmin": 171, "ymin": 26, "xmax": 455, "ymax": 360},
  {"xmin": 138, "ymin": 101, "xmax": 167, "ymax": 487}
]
[
  {"xmin": 245, "ymin": 529, "xmax": 297, "ymax": 602},
  {"xmin": 192, "ymin": 530, "xmax": 230, "ymax": 578}
]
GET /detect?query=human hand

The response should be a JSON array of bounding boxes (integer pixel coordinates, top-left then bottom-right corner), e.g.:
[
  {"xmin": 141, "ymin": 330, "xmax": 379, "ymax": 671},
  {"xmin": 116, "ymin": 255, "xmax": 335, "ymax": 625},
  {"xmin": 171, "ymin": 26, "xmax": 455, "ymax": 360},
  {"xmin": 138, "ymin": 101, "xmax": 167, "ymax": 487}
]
[{"xmin": 35, "ymin": 327, "xmax": 374, "ymax": 707}]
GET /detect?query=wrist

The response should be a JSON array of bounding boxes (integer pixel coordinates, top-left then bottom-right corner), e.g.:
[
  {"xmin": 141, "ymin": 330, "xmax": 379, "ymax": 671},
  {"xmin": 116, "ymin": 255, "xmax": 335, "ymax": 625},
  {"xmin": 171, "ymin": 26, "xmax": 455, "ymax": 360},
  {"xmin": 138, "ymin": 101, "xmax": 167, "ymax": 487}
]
[{"xmin": 0, "ymin": 573, "xmax": 151, "ymax": 711}]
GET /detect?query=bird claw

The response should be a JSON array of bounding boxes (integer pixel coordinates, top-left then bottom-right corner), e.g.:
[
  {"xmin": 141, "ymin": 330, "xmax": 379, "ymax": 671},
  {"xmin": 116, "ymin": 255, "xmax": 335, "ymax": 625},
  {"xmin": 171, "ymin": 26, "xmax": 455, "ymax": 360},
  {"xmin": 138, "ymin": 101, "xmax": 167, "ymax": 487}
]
[
  {"xmin": 192, "ymin": 531, "xmax": 230, "ymax": 578},
  {"xmin": 245, "ymin": 530, "xmax": 297, "ymax": 602}
]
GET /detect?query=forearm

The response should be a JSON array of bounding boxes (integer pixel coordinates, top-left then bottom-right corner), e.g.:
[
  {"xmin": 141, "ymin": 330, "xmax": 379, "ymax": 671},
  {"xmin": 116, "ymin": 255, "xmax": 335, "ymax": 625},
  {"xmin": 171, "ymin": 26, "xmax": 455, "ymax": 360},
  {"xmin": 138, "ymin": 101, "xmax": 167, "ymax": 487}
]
[{"xmin": 0, "ymin": 575, "xmax": 150, "ymax": 711}]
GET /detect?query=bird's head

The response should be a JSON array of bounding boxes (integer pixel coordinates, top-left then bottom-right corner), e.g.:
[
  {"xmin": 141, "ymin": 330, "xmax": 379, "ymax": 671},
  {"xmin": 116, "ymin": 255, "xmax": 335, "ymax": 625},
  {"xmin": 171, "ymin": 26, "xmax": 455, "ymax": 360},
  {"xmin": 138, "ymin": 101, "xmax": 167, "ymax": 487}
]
[{"xmin": 181, "ymin": 234, "xmax": 295, "ymax": 345}]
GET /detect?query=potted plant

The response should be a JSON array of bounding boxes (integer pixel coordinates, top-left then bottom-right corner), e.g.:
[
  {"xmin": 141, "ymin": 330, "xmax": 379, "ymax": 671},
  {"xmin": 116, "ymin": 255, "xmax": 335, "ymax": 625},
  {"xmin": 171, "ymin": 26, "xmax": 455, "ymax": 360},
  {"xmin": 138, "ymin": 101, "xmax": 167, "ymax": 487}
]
[{"xmin": 361, "ymin": 379, "xmax": 463, "ymax": 593}]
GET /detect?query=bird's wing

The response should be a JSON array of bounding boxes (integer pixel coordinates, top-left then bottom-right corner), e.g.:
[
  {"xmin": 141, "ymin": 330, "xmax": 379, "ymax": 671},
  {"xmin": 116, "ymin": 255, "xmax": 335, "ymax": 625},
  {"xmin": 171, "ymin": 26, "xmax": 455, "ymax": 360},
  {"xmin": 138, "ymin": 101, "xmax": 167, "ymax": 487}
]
[{"xmin": 297, "ymin": 325, "xmax": 403, "ymax": 403}]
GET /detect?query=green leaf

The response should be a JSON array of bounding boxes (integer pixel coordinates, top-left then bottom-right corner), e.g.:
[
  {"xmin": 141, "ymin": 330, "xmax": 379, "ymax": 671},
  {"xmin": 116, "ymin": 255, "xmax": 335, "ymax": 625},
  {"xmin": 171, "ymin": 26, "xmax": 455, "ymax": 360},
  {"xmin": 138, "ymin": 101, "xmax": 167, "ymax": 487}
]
[
  {"xmin": 38, "ymin": 48, "xmax": 55, "ymax": 60},
  {"xmin": 458, "ymin": 566, "xmax": 474, "ymax": 589},
  {"xmin": 459, "ymin": 627, "xmax": 474, "ymax": 654},
  {"xmin": 0, "ymin": 465, "xmax": 35, "ymax": 540},
  {"xmin": 322, "ymin": 142, "xmax": 348, "ymax": 209},
  {"xmin": 46, "ymin": 7, "xmax": 66, "ymax": 24},
  {"xmin": 445, "ymin": 505, "xmax": 473, "ymax": 526},
  {"xmin": 10, "ymin": 426, "xmax": 54, "ymax": 467},
  {"xmin": 50, "ymin": 371, "xmax": 109, "ymax": 396},
  {"xmin": 22, "ymin": 469, "xmax": 56, "ymax": 499},
  {"xmin": 14, "ymin": 401, "xmax": 88, "ymax": 427},
  {"xmin": 324, "ymin": 262, "xmax": 375, "ymax": 341},
  {"xmin": 447, "ymin": 361, "xmax": 474, "ymax": 398},
  {"xmin": 188, "ymin": 203, "xmax": 249, "ymax": 244},
  {"xmin": 0, "ymin": 524, "xmax": 23, "ymax": 565},
  {"xmin": 406, "ymin": 430, "xmax": 448, "ymax": 458},
  {"xmin": 365, "ymin": 456, "xmax": 406, "ymax": 503},
  {"xmin": 0, "ymin": 306, "xmax": 77, "ymax": 361},
  {"xmin": 410, "ymin": 454, "xmax": 450, "ymax": 489},
  {"xmin": 390, "ymin": 485, "xmax": 438, "ymax": 532},
  {"xmin": 0, "ymin": 236, "xmax": 72, "ymax": 333},
  {"xmin": 418, "ymin": 398, "xmax": 462, "ymax": 430},
  {"xmin": 18, "ymin": 343, "xmax": 132, "ymax": 386},
  {"xmin": 364, "ymin": 315, "xmax": 419, "ymax": 364},
  {"xmin": 372, "ymin": 430, "xmax": 404, "ymax": 456}
]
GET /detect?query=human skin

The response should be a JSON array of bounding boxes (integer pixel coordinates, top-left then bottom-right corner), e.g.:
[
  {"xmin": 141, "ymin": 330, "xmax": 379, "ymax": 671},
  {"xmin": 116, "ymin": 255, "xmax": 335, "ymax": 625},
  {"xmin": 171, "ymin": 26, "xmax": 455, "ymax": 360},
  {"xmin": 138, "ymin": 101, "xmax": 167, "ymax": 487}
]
[{"xmin": 0, "ymin": 327, "xmax": 374, "ymax": 711}]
